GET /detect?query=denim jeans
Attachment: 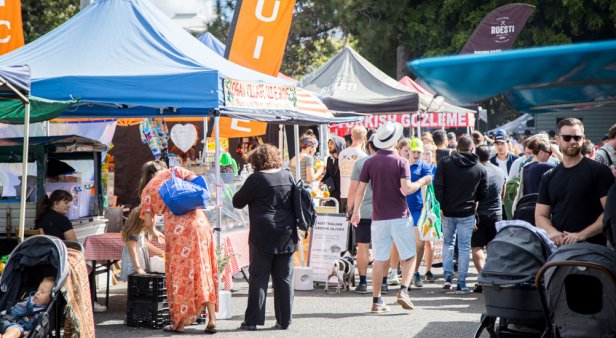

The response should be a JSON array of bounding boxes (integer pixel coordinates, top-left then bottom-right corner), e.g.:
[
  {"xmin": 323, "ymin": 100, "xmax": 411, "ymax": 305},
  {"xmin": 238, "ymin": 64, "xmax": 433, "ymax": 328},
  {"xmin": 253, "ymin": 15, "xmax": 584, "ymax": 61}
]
[{"xmin": 442, "ymin": 215, "xmax": 475, "ymax": 289}]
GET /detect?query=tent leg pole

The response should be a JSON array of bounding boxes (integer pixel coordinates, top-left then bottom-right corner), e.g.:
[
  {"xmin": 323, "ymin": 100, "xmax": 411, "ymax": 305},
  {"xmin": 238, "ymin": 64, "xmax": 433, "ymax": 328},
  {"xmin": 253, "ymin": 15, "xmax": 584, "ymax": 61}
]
[
  {"xmin": 202, "ymin": 117, "xmax": 208, "ymax": 165},
  {"xmin": 293, "ymin": 125, "xmax": 304, "ymax": 267},
  {"xmin": 18, "ymin": 102, "xmax": 31, "ymax": 242},
  {"xmin": 279, "ymin": 125, "xmax": 284, "ymax": 162},
  {"xmin": 214, "ymin": 116, "xmax": 222, "ymax": 249}
]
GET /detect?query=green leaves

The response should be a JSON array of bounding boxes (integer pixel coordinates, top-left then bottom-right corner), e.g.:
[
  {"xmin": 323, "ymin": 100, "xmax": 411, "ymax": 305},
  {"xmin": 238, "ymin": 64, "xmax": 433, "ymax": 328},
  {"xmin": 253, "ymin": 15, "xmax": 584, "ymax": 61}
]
[{"xmin": 21, "ymin": 0, "xmax": 80, "ymax": 43}]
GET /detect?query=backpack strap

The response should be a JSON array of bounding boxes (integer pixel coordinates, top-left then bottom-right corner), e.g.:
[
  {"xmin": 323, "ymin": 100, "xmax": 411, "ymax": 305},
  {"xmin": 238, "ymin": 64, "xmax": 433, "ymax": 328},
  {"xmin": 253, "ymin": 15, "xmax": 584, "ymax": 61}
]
[{"xmin": 599, "ymin": 148, "xmax": 613, "ymax": 166}]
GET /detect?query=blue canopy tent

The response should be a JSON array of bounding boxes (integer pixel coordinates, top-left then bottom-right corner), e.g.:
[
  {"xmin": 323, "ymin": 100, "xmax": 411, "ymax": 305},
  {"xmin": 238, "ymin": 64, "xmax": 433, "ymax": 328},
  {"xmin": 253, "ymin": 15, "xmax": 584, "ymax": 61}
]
[
  {"xmin": 0, "ymin": 0, "xmax": 301, "ymax": 119},
  {"xmin": 198, "ymin": 32, "xmax": 225, "ymax": 57},
  {"xmin": 407, "ymin": 40, "xmax": 616, "ymax": 115}
]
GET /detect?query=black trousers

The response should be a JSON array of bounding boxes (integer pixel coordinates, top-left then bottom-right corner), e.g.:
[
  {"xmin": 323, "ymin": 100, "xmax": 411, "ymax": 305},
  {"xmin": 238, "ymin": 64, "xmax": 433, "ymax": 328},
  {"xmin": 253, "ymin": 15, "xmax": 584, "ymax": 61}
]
[{"xmin": 244, "ymin": 245, "xmax": 294, "ymax": 326}]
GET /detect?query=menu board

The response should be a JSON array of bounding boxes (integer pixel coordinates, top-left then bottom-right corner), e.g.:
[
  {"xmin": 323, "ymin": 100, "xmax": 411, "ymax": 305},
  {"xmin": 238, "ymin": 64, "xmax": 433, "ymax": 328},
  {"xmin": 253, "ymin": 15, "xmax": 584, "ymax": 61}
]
[{"xmin": 307, "ymin": 214, "xmax": 349, "ymax": 283}]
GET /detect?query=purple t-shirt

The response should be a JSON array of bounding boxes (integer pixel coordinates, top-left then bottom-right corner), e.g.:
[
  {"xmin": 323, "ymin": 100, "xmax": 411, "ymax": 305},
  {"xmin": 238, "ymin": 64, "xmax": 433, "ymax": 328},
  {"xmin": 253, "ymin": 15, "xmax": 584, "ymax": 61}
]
[{"xmin": 359, "ymin": 150, "xmax": 410, "ymax": 221}]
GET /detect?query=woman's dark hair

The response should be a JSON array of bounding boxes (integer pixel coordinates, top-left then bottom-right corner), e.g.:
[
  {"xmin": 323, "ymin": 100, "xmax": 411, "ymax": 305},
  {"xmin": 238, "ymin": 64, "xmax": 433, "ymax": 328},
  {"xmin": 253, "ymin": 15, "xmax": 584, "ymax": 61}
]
[
  {"xmin": 35, "ymin": 189, "xmax": 73, "ymax": 225},
  {"xmin": 247, "ymin": 144, "xmax": 282, "ymax": 172},
  {"xmin": 138, "ymin": 160, "xmax": 167, "ymax": 198}
]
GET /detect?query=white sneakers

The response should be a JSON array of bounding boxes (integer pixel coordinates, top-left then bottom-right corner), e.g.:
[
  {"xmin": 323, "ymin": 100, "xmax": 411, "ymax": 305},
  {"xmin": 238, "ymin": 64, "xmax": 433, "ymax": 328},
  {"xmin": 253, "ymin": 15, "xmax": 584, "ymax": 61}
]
[
  {"xmin": 93, "ymin": 301, "xmax": 107, "ymax": 313},
  {"xmin": 388, "ymin": 269, "xmax": 400, "ymax": 286}
]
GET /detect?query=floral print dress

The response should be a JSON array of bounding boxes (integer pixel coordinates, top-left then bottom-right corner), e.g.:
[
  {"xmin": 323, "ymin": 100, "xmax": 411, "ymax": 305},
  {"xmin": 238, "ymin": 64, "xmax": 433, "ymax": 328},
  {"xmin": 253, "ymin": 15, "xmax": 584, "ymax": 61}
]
[{"xmin": 141, "ymin": 167, "xmax": 218, "ymax": 326}]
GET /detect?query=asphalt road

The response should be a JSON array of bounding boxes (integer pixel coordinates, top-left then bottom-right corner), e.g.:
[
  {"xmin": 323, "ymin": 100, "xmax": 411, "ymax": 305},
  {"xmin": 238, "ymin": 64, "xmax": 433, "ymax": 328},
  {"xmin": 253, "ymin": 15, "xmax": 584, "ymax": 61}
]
[{"xmin": 95, "ymin": 266, "xmax": 486, "ymax": 337}]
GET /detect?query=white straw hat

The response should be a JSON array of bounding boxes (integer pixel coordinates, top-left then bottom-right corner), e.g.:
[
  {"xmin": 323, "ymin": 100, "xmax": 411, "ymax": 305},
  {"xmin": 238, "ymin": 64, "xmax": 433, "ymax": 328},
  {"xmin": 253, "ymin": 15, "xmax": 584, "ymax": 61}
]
[{"xmin": 373, "ymin": 122, "xmax": 403, "ymax": 149}]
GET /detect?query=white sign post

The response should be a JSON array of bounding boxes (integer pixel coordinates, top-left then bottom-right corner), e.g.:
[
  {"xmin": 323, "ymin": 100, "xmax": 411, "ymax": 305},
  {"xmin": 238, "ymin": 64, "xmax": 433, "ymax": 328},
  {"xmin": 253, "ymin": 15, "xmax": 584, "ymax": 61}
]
[{"xmin": 307, "ymin": 214, "xmax": 349, "ymax": 283}]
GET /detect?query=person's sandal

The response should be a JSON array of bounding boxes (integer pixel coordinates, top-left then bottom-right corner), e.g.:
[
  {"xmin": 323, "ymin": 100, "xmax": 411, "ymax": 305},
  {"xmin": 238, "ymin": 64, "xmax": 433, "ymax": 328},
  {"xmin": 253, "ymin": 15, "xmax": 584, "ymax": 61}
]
[{"xmin": 204, "ymin": 324, "xmax": 217, "ymax": 334}]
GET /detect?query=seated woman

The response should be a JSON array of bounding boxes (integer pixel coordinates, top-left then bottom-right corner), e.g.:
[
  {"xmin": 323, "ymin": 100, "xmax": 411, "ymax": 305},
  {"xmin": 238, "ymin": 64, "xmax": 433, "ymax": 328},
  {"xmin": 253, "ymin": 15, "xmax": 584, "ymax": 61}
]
[{"xmin": 34, "ymin": 190, "xmax": 76, "ymax": 241}]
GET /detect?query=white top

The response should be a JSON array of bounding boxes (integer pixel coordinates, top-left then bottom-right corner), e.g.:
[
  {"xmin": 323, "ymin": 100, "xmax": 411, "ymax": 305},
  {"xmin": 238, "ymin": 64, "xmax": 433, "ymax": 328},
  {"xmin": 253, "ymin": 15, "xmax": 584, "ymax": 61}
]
[
  {"xmin": 337, "ymin": 146, "xmax": 367, "ymax": 198},
  {"xmin": 495, "ymin": 157, "xmax": 508, "ymax": 175}
]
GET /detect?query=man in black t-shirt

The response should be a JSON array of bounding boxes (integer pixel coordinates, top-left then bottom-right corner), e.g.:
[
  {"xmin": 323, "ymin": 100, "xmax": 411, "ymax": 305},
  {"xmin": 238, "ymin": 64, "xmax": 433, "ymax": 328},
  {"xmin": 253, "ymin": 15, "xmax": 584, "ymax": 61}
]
[{"xmin": 536, "ymin": 118, "xmax": 614, "ymax": 246}]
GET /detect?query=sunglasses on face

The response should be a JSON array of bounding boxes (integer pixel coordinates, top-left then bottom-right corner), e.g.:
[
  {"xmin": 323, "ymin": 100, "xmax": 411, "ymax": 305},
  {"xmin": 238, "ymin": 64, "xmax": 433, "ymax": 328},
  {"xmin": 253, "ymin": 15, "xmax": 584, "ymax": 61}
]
[{"xmin": 559, "ymin": 134, "xmax": 584, "ymax": 142}]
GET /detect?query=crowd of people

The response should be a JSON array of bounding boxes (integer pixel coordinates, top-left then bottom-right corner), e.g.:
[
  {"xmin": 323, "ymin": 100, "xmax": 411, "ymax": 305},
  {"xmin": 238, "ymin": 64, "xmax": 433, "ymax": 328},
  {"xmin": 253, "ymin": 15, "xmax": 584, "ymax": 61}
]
[
  {"xmin": 281, "ymin": 119, "xmax": 616, "ymax": 314},
  {"xmin": 28, "ymin": 118, "xmax": 615, "ymax": 331}
]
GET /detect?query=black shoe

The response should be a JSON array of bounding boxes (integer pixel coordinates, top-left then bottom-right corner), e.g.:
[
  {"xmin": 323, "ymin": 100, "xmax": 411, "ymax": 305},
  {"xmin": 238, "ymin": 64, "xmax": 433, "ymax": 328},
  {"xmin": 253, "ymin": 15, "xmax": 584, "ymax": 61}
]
[
  {"xmin": 473, "ymin": 284, "xmax": 483, "ymax": 293},
  {"xmin": 239, "ymin": 322, "xmax": 257, "ymax": 331},
  {"xmin": 274, "ymin": 322, "xmax": 289, "ymax": 330}
]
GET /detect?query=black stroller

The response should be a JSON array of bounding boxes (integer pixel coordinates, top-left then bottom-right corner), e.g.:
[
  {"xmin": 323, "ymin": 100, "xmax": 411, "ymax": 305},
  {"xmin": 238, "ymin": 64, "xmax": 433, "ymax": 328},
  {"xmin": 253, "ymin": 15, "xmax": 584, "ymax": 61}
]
[
  {"xmin": 475, "ymin": 221, "xmax": 553, "ymax": 337},
  {"xmin": 535, "ymin": 243, "xmax": 616, "ymax": 338},
  {"xmin": 0, "ymin": 235, "xmax": 69, "ymax": 337}
]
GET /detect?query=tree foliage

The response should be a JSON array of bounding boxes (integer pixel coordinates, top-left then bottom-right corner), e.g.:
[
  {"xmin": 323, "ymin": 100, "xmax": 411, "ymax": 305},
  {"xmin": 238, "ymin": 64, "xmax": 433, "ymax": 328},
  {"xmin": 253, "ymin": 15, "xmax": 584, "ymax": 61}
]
[{"xmin": 21, "ymin": 0, "xmax": 80, "ymax": 43}]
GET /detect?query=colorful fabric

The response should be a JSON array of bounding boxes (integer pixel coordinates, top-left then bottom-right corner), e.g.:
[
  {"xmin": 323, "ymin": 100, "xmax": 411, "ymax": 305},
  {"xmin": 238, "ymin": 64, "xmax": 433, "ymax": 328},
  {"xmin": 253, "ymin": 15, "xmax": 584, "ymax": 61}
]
[
  {"xmin": 141, "ymin": 167, "xmax": 218, "ymax": 327},
  {"xmin": 61, "ymin": 248, "xmax": 95, "ymax": 338},
  {"xmin": 139, "ymin": 118, "xmax": 169, "ymax": 159}
]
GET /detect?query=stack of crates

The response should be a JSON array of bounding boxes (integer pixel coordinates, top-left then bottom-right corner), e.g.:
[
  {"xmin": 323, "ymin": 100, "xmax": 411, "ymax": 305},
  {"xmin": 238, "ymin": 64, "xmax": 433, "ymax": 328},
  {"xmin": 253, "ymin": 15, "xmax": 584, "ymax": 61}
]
[{"xmin": 126, "ymin": 273, "xmax": 170, "ymax": 329}]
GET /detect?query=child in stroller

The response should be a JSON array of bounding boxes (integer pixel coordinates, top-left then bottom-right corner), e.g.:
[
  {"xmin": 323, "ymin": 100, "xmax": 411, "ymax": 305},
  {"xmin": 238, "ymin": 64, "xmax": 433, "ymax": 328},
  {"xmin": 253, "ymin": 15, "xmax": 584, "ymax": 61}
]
[{"xmin": 0, "ymin": 277, "xmax": 54, "ymax": 338}]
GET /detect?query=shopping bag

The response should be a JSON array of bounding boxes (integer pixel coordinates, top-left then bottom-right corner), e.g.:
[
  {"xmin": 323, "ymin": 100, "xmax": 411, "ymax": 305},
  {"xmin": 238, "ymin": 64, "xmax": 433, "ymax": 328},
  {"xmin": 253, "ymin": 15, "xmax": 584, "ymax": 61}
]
[
  {"xmin": 158, "ymin": 168, "xmax": 209, "ymax": 215},
  {"xmin": 418, "ymin": 184, "xmax": 442, "ymax": 241}
]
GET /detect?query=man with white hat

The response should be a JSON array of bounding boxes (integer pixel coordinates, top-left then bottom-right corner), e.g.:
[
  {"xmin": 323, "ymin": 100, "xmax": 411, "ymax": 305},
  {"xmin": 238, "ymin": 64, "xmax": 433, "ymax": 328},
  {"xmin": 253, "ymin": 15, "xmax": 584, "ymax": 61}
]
[{"xmin": 351, "ymin": 122, "xmax": 432, "ymax": 313}]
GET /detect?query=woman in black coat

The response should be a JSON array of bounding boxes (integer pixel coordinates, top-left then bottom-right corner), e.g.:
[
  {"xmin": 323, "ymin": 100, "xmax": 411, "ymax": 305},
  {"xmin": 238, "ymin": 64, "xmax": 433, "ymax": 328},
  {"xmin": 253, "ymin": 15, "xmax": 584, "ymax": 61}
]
[{"xmin": 232, "ymin": 144, "xmax": 297, "ymax": 331}]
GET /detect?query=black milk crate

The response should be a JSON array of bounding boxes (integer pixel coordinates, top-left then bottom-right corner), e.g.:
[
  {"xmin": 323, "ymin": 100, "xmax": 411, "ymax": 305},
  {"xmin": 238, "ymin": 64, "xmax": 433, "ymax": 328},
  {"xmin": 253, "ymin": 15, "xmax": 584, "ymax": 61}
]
[
  {"xmin": 126, "ymin": 299, "xmax": 170, "ymax": 329},
  {"xmin": 128, "ymin": 273, "xmax": 166, "ymax": 301}
]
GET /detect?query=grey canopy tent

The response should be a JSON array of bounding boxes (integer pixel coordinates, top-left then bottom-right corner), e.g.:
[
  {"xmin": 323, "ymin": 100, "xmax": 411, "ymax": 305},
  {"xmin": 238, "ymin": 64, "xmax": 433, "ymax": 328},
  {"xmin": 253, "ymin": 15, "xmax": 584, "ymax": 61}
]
[{"xmin": 300, "ymin": 46, "xmax": 419, "ymax": 113}]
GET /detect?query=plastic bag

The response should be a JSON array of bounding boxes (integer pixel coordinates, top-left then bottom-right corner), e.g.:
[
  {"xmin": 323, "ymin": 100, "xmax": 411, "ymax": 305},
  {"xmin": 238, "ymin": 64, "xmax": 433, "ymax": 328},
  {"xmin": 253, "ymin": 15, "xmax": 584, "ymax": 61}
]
[
  {"xmin": 418, "ymin": 184, "xmax": 442, "ymax": 241},
  {"xmin": 158, "ymin": 168, "xmax": 209, "ymax": 216}
]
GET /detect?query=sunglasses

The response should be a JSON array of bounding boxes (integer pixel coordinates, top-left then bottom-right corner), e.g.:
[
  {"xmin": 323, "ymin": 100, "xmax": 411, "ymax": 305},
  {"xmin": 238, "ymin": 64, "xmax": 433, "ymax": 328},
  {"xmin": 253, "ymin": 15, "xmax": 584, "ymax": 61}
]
[{"xmin": 559, "ymin": 134, "xmax": 584, "ymax": 142}]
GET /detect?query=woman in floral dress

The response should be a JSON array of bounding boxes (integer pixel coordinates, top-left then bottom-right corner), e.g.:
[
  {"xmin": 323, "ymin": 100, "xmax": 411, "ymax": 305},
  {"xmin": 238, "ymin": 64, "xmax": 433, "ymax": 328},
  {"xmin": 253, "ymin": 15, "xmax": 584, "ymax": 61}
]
[{"xmin": 140, "ymin": 162, "xmax": 218, "ymax": 334}]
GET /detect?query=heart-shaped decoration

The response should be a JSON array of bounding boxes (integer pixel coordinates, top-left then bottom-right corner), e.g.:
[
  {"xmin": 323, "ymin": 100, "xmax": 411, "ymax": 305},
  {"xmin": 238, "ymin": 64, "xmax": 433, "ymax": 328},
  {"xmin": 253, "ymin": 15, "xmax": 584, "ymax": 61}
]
[{"xmin": 170, "ymin": 124, "xmax": 198, "ymax": 153}]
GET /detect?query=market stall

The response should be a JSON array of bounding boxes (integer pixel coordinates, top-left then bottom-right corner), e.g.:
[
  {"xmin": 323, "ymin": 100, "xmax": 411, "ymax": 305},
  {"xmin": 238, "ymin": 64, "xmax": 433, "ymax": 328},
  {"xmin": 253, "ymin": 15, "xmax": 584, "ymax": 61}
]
[{"xmin": 0, "ymin": 135, "xmax": 107, "ymax": 247}]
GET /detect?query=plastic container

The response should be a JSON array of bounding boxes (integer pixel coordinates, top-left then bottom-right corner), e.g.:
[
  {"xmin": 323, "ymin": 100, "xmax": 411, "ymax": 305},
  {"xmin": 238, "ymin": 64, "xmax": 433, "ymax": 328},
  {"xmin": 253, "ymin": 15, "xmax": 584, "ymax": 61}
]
[
  {"xmin": 128, "ymin": 273, "xmax": 166, "ymax": 301},
  {"xmin": 126, "ymin": 299, "xmax": 170, "ymax": 329}
]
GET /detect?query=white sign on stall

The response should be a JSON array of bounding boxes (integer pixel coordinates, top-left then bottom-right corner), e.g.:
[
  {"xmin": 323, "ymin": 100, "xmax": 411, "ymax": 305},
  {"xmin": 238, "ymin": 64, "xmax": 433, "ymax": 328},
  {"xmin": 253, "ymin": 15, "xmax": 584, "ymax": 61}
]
[{"xmin": 307, "ymin": 214, "xmax": 349, "ymax": 283}]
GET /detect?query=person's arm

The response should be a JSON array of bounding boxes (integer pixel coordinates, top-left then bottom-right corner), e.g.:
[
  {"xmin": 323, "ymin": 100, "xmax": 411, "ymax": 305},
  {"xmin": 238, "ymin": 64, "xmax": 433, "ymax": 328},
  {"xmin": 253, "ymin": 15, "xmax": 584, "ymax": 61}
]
[
  {"xmin": 401, "ymin": 176, "xmax": 431, "ymax": 195},
  {"xmin": 146, "ymin": 241, "xmax": 165, "ymax": 257},
  {"xmin": 562, "ymin": 197, "xmax": 607, "ymax": 244},
  {"xmin": 142, "ymin": 211, "xmax": 163, "ymax": 243},
  {"xmin": 350, "ymin": 182, "xmax": 367, "ymax": 225},
  {"xmin": 232, "ymin": 174, "xmax": 255, "ymax": 209},
  {"xmin": 127, "ymin": 238, "xmax": 146, "ymax": 275},
  {"xmin": 347, "ymin": 179, "xmax": 359, "ymax": 216},
  {"xmin": 535, "ymin": 203, "xmax": 563, "ymax": 245},
  {"xmin": 433, "ymin": 159, "xmax": 445, "ymax": 203},
  {"xmin": 550, "ymin": 143, "xmax": 563, "ymax": 162},
  {"xmin": 63, "ymin": 229, "xmax": 77, "ymax": 241}
]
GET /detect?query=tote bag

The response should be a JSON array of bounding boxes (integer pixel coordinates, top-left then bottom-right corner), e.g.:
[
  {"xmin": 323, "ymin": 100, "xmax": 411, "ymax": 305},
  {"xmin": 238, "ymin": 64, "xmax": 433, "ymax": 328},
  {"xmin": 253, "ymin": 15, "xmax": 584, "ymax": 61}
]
[
  {"xmin": 418, "ymin": 184, "xmax": 442, "ymax": 241},
  {"xmin": 158, "ymin": 168, "xmax": 209, "ymax": 216}
]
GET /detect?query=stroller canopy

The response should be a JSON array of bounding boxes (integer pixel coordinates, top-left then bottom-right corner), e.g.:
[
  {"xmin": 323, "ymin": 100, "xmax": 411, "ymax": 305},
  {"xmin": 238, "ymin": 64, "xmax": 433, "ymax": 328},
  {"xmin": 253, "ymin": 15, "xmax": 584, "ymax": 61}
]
[
  {"xmin": 479, "ymin": 222, "xmax": 552, "ymax": 285},
  {"xmin": 542, "ymin": 243, "xmax": 616, "ymax": 287},
  {"xmin": 0, "ymin": 235, "xmax": 68, "ymax": 297}
]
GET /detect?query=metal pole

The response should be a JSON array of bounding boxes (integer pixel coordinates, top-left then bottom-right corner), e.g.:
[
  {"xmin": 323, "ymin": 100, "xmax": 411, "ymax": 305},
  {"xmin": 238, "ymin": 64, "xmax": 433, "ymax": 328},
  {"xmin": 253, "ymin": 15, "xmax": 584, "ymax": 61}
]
[
  {"xmin": 202, "ymin": 117, "xmax": 208, "ymax": 165},
  {"xmin": 279, "ymin": 124, "xmax": 284, "ymax": 162},
  {"xmin": 214, "ymin": 115, "xmax": 222, "ymax": 248},
  {"xmin": 293, "ymin": 124, "xmax": 304, "ymax": 266},
  {"xmin": 18, "ymin": 101, "xmax": 31, "ymax": 242}
]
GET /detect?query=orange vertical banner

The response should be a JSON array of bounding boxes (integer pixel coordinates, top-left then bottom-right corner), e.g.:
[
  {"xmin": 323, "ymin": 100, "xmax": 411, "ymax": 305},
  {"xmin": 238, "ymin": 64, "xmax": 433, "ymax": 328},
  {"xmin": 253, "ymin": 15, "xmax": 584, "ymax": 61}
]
[
  {"xmin": 225, "ymin": 0, "xmax": 296, "ymax": 76},
  {"xmin": 0, "ymin": 0, "xmax": 25, "ymax": 55}
]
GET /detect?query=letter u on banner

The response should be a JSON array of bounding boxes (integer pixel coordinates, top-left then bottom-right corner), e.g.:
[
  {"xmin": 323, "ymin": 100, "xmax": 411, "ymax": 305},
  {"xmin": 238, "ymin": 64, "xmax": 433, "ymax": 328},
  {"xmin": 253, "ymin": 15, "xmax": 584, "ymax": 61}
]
[
  {"xmin": 225, "ymin": 0, "xmax": 296, "ymax": 76},
  {"xmin": 0, "ymin": 0, "xmax": 25, "ymax": 55}
]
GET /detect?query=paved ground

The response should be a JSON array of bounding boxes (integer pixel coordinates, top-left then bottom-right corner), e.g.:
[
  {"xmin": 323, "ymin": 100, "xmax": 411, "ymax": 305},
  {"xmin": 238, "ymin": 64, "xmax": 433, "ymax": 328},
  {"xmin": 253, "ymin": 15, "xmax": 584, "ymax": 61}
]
[{"xmin": 94, "ymin": 266, "xmax": 487, "ymax": 337}]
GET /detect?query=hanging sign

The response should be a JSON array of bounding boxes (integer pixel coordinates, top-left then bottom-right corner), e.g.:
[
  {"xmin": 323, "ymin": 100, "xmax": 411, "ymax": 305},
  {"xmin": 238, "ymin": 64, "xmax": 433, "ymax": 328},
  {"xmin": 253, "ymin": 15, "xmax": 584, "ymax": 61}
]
[
  {"xmin": 224, "ymin": 78, "xmax": 297, "ymax": 110},
  {"xmin": 219, "ymin": 117, "xmax": 267, "ymax": 138},
  {"xmin": 308, "ymin": 214, "xmax": 350, "ymax": 283},
  {"xmin": 170, "ymin": 124, "xmax": 198, "ymax": 153},
  {"xmin": 330, "ymin": 112, "xmax": 475, "ymax": 136}
]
